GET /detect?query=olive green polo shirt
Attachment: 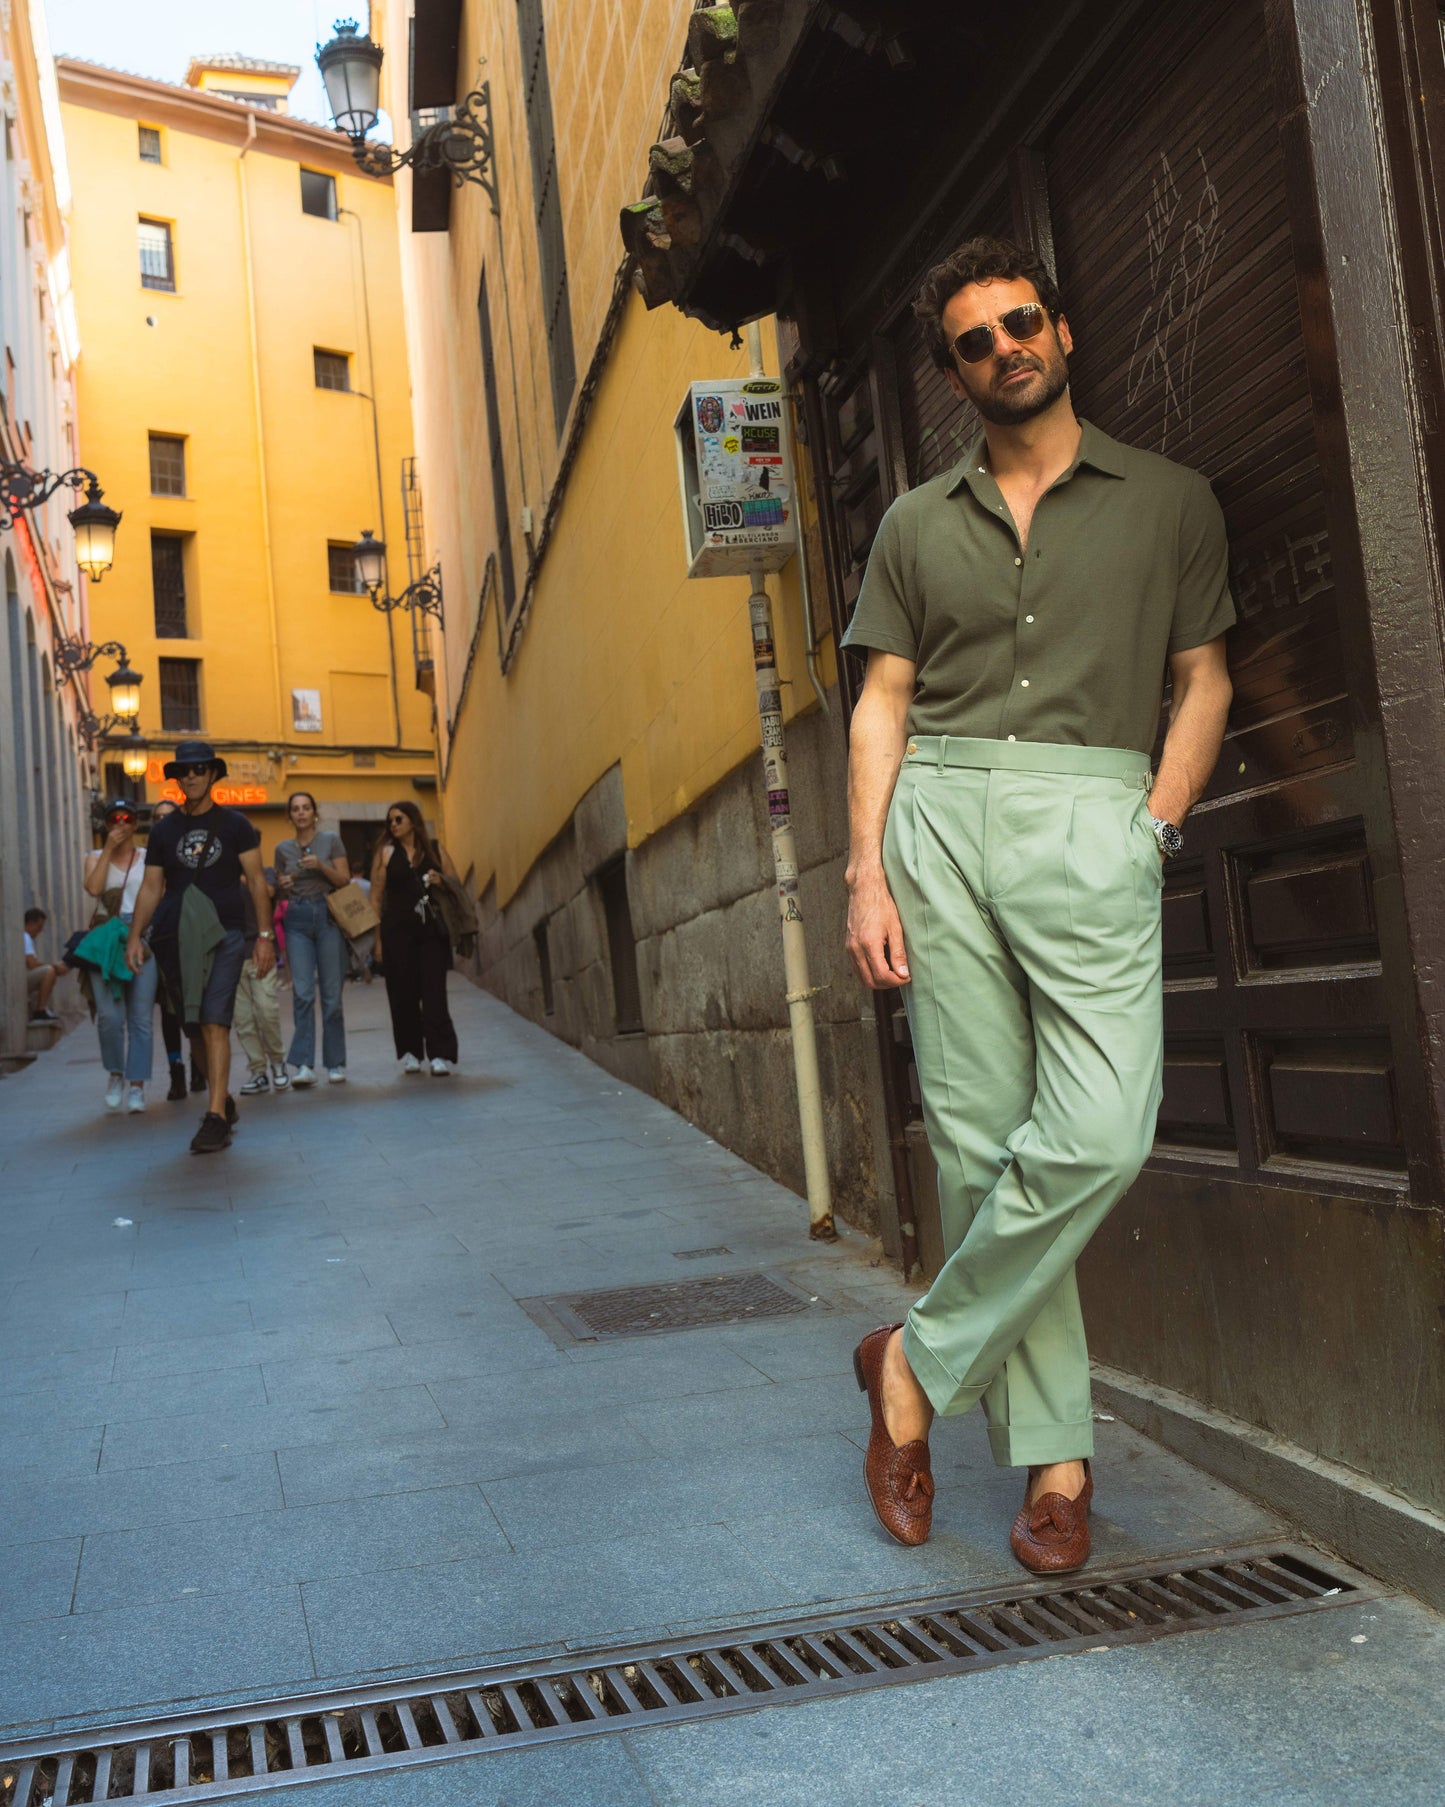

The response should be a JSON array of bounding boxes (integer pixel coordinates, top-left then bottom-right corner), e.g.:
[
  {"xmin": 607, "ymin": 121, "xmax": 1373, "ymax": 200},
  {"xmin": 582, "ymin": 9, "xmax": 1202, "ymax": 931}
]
[{"xmin": 841, "ymin": 420, "xmax": 1235, "ymax": 755}]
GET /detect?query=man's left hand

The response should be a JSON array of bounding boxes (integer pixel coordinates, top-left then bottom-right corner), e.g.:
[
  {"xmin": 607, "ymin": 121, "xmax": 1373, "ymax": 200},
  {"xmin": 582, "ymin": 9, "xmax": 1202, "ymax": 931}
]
[{"xmin": 253, "ymin": 938, "xmax": 277, "ymax": 978}]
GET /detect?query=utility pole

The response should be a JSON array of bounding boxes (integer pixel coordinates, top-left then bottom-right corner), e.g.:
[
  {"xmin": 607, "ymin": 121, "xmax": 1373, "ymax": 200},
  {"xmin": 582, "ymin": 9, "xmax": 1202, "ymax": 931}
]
[{"xmin": 745, "ymin": 323, "xmax": 835, "ymax": 1241}]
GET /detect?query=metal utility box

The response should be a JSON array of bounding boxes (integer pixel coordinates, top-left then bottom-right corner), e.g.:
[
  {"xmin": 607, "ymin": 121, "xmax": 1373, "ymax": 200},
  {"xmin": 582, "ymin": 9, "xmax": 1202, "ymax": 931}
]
[{"xmin": 674, "ymin": 376, "xmax": 798, "ymax": 577}]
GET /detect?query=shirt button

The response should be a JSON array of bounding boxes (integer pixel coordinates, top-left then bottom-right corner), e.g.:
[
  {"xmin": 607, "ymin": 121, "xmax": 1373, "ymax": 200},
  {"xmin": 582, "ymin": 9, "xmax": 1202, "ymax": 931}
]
[
  {"xmin": 1014, "ymin": 557, "xmax": 1022, "ymax": 566},
  {"xmin": 1020, "ymin": 679, "xmax": 1030, "ymax": 687},
  {"xmin": 1025, "ymin": 614, "xmax": 1034, "ymax": 623},
  {"xmin": 1007, "ymin": 734, "xmax": 1017, "ymax": 742}
]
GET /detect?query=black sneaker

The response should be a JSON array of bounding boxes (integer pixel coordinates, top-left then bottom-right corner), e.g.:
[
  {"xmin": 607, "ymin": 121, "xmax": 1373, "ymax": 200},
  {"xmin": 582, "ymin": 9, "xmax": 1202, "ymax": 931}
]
[
  {"xmin": 166, "ymin": 1065, "xmax": 188, "ymax": 1103},
  {"xmin": 238, "ymin": 1071, "xmax": 270, "ymax": 1097},
  {"xmin": 29, "ymin": 1008, "xmax": 59, "ymax": 1023},
  {"xmin": 189, "ymin": 1062, "xmax": 206, "ymax": 1094},
  {"xmin": 190, "ymin": 1112, "xmax": 231, "ymax": 1154},
  {"xmin": 224, "ymin": 1094, "xmax": 239, "ymax": 1129}
]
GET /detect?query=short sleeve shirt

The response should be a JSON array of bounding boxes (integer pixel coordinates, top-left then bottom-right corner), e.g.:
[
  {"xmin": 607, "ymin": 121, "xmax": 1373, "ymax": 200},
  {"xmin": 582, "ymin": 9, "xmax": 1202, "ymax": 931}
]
[
  {"xmin": 145, "ymin": 804, "xmax": 260, "ymax": 936},
  {"xmin": 840, "ymin": 420, "xmax": 1236, "ymax": 755},
  {"xmin": 274, "ymin": 831, "xmax": 347, "ymax": 900}
]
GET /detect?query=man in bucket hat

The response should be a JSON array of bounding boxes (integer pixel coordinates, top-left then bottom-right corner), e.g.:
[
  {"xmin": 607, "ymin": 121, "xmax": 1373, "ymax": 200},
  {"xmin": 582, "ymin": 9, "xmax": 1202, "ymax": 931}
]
[{"xmin": 126, "ymin": 741, "xmax": 276, "ymax": 1153}]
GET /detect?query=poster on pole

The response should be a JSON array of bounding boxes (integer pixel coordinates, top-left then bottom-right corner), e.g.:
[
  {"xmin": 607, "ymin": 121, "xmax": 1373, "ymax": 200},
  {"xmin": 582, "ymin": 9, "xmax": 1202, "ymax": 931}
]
[{"xmin": 674, "ymin": 377, "xmax": 799, "ymax": 578}]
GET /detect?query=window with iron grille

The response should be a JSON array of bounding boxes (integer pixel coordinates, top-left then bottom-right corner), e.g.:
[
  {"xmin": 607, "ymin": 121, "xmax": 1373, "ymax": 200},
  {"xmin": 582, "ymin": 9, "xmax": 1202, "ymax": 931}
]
[
  {"xmin": 476, "ymin": 271, "xmax": 517, "ymax": 617},
  {"xmin": 314, "ymin": 349, "xmax": 351, "ymax": 392},
  {"xmin": 598, "ymin": 858, "xmax": 643, "ymax": 1034},
  {"xmin": 300, "ymin": 168, "xmax": 338, "ymax": 219},
  {"xmin": 327, "ymin": 542, "xmax": 361, "ymax": 593},
  {"xmin": 138, "ymin": 125, "xmax": 161, "ymax": 163},
  {"xmin": 151, "ymin": 534, "xmax": 187, "ymax": 638},
  {"xmin": 148, "ymin": 434, "xmax": 186, "ymax": 497},
  {"xmin": 138, "ymin": 217, "xmax": 174, "ymax": 291},
  {"xmin": 158, "ymin": 658, "xmax": 201, "ymax": 732},
  {"xmin": 516, "ymin": 0, "xmax": 576, "ymax": 435}
]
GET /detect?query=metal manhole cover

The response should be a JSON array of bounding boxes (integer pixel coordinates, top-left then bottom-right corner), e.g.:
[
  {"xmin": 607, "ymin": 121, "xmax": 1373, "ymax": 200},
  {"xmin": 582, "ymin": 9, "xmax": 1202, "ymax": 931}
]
[{"xmin": 525, "ymin": 1270, "xmax": 822, "ymax": 1343}]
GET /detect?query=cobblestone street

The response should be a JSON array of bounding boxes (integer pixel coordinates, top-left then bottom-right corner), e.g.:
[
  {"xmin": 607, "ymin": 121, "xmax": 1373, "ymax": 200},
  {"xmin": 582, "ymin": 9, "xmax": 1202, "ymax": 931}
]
[{"xmin": 2, "ymin": 977, "xmax": 1442, "ymax": 1804}]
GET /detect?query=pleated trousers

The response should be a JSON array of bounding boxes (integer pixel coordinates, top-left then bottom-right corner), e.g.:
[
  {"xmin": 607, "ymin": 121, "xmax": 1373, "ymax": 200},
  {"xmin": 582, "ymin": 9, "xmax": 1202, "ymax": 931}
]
[{"xmin": 883, "ymin": 735, "xmax": 1165, "ymax": 1467}]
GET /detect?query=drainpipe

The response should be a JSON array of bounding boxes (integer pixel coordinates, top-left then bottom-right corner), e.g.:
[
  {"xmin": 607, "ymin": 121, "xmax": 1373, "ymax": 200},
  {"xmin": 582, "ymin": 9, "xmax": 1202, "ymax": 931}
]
[
  {"xmin": 236, "ymin": 114, "xmax": 286, "ymax": 750},
  {"xmin": 746, "ymin": 321, "xmax": 835, "ymax": 1241}
]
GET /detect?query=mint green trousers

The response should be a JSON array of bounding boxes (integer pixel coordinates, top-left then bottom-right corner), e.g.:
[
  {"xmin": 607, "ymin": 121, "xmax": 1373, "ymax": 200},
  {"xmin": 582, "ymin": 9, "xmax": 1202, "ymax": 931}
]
[{"xmin": 882, "ymin": 736, "xmax": 1164, "ymax": 1467}]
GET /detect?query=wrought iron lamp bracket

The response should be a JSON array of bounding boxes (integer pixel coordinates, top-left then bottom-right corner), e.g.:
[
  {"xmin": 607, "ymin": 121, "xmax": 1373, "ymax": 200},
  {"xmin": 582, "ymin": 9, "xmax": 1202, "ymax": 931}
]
[
  {"xmin": 53, "ymin": 636, "xmax": 131, "ymax": 682},
  {"xmin": 370, "ymin": 563, "xmax": 444, "ymax": 624},
  {"xmin": 350, "ymin": 85, "xmax": 498, "ymax": 214},
  {"xmin": 1, "ymin": 463, "xmax": 104, "ymax": 526}
]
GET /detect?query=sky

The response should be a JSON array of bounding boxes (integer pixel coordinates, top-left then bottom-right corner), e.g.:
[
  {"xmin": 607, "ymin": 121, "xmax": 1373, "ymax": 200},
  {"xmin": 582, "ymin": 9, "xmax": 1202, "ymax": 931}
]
[{"xmin": 42, "ymin": 0, "xmax": 373, "ymax": 127}]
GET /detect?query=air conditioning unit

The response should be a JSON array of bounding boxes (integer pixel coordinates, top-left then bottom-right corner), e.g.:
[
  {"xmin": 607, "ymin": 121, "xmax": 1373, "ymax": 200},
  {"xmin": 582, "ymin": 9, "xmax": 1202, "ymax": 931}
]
[{"xmin": 674, "ymin": 376, "xmax": 798, "ymax": 578}]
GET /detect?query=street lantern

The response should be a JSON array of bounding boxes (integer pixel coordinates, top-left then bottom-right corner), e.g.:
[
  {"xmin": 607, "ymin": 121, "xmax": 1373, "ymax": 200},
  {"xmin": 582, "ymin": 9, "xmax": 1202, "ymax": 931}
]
[
  {"xmin": 68, "ymin": 484, "xmax": 123, "ymax": 582},
  {"xmin": 118, "ymin": 736, "xmax": 149, "ymax": 781},
  {"xmin": 104, "ymin": 658, "xmax": 143, "ymax": 721},
  {"xmin": 352, "ymin": 529, "xmax": 387, "ymax": 595},
  {"xmin": 316, "ymin": 20, "xmax": 383, "ymax": 140}
]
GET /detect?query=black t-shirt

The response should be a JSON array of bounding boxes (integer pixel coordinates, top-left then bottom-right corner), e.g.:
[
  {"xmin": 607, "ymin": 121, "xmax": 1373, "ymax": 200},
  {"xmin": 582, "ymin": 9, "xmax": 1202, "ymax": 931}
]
[{"xmin": 146, "ymin": 804, "xmax": 260, "ymax": 936}]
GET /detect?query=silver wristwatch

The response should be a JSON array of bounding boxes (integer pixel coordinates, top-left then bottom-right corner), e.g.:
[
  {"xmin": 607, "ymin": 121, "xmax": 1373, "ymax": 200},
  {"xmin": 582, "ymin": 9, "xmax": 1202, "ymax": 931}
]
[{"xmin": 1150, "ymin": 815, "xmax": 1184, "ymax": 859}]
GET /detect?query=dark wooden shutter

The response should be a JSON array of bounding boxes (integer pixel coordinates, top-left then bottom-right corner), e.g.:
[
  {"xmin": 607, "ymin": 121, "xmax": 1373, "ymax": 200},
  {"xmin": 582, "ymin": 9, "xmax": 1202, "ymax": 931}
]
[
  {"xmin": 516, "ymin": 0, "xmax": 576, "ymax": 434},
  {"xmin": 1043, "ymin": 0, "xmax": 1402, "ymax": 1190},
  {"xmin": 478, "ymin": 271, "xmax": 517, "ymax": 617}
]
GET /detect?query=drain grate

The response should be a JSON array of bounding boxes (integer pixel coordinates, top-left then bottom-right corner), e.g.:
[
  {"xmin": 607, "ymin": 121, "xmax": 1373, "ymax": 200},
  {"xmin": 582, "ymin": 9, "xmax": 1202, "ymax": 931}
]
[
  {"xmin": 526, "ymin": 1269, "xmax": 821, "ymax": 1343},
  {"xmin": 673, "ymin": 1245, "xmax": 732, "ymax": 1260},
  {"xmin": 0, "ymin": 1544, "xmax": 1371, "ymax": 1805}
]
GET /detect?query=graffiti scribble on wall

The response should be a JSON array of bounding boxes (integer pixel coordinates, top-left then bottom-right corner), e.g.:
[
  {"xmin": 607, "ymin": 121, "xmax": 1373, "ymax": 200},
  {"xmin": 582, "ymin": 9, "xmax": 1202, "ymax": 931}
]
[{"xmin": 1127, "ymin": 149, "xmax": 1224, "ymax": 453}]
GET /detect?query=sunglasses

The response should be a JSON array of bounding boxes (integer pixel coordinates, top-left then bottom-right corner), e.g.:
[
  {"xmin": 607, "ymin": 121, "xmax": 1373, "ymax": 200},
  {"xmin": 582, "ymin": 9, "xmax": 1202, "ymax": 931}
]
[
  {"xmin": 174, "ymin": 763, "xmax": 212, "ymax": 779},
  {"xmin": 108, "ymin": 813, "xmax": 135, "ymax": 825},
  {"xmin": 952, "ymin": 303, "xmax": 1049, "ymax": 365},
  {"xmin": 387, "ymin": 815, "xmax": 407, "ymax": 826}
]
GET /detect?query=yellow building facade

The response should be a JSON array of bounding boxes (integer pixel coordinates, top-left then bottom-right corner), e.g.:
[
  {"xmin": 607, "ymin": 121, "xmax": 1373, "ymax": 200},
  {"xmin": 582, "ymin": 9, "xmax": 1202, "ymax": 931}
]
[
  {"xmin": 58, "ymin": 54, "xmax": 434, "ymax": 865},
  {"xmin": 376, "ymin": 0, "xmax": 889, "ymax": 1231}
]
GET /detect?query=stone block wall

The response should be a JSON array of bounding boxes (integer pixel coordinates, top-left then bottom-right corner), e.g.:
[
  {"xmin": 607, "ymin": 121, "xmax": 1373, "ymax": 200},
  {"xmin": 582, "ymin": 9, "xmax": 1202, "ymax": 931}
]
[{"xmin": 471, "ymin": 695, "xmax": 896, "ymax": 1235}]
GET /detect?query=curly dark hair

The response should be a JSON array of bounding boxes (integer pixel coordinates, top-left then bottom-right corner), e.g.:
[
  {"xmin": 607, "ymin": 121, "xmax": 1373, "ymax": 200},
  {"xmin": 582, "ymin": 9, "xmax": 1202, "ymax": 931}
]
[{"xmin": 914, "ymin": 236, "xmax": 1063, "ymax": 372}]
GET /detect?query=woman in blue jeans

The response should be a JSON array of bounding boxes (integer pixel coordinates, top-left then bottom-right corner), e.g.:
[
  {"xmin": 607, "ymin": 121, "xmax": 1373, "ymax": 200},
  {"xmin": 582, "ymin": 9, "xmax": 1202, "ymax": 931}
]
[
  {"xmin": 273, "ymin": 792, "xmax": 350, "ymax": 1086},
  {"xmin": 83, "ymin": 799, "xmax": 157, "ymax": 1114}
]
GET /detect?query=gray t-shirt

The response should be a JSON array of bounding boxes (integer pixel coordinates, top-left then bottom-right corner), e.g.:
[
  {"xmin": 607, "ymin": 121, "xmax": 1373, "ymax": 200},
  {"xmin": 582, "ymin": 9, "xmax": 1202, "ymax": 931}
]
[{"xmin": 274, "ymin": 830, "xmax": 346, "ymax": 900}]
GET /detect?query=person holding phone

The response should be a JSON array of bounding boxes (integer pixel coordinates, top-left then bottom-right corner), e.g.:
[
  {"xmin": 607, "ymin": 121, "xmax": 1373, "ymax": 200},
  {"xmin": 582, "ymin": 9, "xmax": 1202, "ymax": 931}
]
[{"xmin": 273, "ymin": 791, "xmax": 350, "ymax": 1087}]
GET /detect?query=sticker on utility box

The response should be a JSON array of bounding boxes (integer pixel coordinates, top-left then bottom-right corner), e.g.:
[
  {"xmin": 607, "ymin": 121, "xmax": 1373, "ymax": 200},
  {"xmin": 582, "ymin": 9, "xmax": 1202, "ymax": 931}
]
[{"xmin": 677, "ymin": 377, "xmax": 798, "ymax": 577}]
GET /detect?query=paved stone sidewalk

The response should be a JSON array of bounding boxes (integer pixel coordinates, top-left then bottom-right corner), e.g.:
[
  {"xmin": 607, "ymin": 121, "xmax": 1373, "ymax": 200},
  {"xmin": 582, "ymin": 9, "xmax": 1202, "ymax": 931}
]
[{"xmin": 2, "ymin": 976, "xmax": 1440, "ymax": 1804}]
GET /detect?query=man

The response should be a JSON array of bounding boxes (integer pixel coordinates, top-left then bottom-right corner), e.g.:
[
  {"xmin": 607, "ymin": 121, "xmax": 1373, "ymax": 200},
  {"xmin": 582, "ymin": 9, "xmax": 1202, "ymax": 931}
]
[
  {"xmin": 23, "ymin": 907, "xmax": 64, "ymax": 1023},
  {"xmin": 126, "ymin": 741, "xmax": 276, "ymax": 1153},
  {"xmin": 234, "ymin": 865, "xmax": 289, "ymax": 1096},
  {"xmin": 843, "ymin": 237, "xmax": 1234, "ymax": 1574}
]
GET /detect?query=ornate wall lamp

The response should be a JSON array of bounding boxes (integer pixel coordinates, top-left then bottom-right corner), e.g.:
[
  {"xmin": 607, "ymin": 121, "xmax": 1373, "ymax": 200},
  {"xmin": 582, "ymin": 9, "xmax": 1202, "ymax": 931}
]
[
  {"xmin": 1, "ymin": 461, "xmax": 122, "ymax": 582},
  {"xmin": 53, "ymin": 638, "xmax": 144, "ymax": 748},
  {"xmin": 351, "ymin": 530, "xmax": 444, "ymax": 623},
  {"xmin": 316, "ymin": 21, "xmax": 498, "ymax": 213}
]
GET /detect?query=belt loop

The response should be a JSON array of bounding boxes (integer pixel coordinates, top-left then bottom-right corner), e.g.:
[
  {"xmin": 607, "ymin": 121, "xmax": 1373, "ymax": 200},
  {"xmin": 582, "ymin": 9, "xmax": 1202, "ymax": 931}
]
[{"xmin": 936, "ymin": 734, "xmax": 948, "ymax": 774}]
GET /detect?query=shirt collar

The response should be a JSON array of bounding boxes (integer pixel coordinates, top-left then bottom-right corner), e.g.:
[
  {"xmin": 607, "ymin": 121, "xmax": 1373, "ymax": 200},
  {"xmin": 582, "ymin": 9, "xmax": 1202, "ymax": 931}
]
[{"xmin": 944, "ymin": 418, "xmax": 1127, "ymax": 496}]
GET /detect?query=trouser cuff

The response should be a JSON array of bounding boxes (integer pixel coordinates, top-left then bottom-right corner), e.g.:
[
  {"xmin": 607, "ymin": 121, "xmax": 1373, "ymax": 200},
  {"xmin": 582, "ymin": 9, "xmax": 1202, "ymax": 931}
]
[
  {"xmin": 901, "ymin": 1316, "xmax": 983, "ymax": 1418},
  {"xmin": 986, "ymin": 1419, "xmax": 1095, "ymax": 1468}
]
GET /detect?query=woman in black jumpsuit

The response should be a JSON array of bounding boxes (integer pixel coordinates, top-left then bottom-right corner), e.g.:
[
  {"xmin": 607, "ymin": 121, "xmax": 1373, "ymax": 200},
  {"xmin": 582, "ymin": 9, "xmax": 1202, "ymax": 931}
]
[{"xmin": 372, "ymin": 801, "xmax": 460, "ymax": 1074}]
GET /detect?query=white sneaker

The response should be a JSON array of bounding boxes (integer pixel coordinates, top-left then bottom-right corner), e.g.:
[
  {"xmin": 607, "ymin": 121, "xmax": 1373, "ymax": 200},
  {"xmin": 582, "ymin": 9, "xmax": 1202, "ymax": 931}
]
[
  {"xmin": 292, "ymin": 1065, "xmax": 317, "ymax": 1088},
  {"xmin": 401, "ymin": 1053, "xmax": 422, "ymax": 1075},
  {"xmin": 327, "ymin": 1067, "xmax": 346, "ymax": 1084},
  {"xmin": 105, "ymin": 1073, "xmax": 125, "ymax": 1112},
  {"xmin": 126, "ymin": 1084, "xmax": 146, "ymax": 1114},
  {"xmin": 430, "ymin": 1057, "xmax": 452, "ymax": 1077},
  {"xmin": 270, "ymin": 1063, "xmax": 290, "ymax": 1091}
]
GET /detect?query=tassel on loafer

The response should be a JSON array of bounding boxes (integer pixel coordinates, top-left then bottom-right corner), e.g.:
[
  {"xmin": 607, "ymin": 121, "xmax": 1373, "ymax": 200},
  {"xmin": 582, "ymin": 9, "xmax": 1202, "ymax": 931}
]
[
  {"xmin": 1010, "ymin": 1460, "xmax": 1093, "ymax": 1574},
  {"xmin": 853, "ymin": 1323, "xmax": 934, "ymax": 1547}
]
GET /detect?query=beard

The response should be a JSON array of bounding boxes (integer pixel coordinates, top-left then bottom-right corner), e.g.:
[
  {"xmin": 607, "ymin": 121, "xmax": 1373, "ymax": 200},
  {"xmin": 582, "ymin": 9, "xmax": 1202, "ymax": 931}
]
[{"xmin": 969, "ymin": 345, "xmax": 1071, "ymax": 426}]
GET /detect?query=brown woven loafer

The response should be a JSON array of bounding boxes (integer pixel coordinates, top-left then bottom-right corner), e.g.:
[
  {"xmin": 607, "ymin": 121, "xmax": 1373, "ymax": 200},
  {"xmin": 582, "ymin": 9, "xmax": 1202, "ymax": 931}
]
[
  {"xmin": 853, "ymin": 1324, "xmax": 934, "ymax": 1547},
  {"xmin": 1009, "ymin": 1461, "xmax": 1093, "ymax": 1574}
]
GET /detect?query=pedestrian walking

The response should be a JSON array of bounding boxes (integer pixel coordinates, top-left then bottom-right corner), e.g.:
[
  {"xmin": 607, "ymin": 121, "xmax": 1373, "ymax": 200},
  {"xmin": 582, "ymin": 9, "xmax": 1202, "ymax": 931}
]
[
  {"xmin": 125, "ymin": 740, "xmax": 276, "ymax": 1154},
  {"xmin": 147, "ymin": 799, "xmax": 191, "ymax": 1101},
  {"xmin": 843, "ymin": 237, "xmax": 1234, "ymax": 1574},
  {"xmin": 345, "ymin": 860, "xmax": 376, "ymax": 983},
  {"xmin": 371, "ymin": 801, "xmax": 459, "ymax": 1076},
  {"xmin": 81, "ymin": 799, "xmax": 157, "ymax": 1114},
  {"xmin": 22, "ymin": 907, "xmax": 65, "ymax": 1022},
  {"xmin": 273, "ymin": 791, "xmax": 350, "ymax": 1087},
  {"xmin": 234, "ymin": 864, "xmax": 289, "ymax": 1096}
]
